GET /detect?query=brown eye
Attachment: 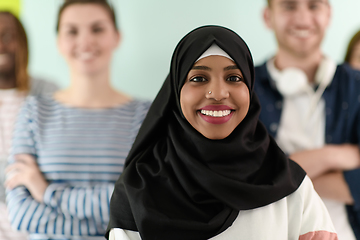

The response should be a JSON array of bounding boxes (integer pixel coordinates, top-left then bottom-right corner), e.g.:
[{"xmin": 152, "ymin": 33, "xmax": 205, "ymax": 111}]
[
  {"xmin": 282, "ymin": 3, "xmax": 296, "ymax": 11},
  {"xmin": 67, "ymin": 29, "xmax": 77, "ymax": 36},
  {"xmin": 92, "ymin": 27, "xmax": 104, "ymax": 33},
  {"xmin": 227, "ymin": 76, "xmax": 242, "ymax": 82},
  {"xmin": 309, "ymin": 3, "xmax": 320, "ymax": 10},
  {"xmin": 190, "ymin": 76, "xmax": 207, "ymax": 82}
]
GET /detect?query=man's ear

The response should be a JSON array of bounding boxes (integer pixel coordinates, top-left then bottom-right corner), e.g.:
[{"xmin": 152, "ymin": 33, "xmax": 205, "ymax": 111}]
[
  {"xmin": 263, "ymin": 7, "xmax": 273, "ymax": 29},
  {"xmin": 325, "ymin": 3, "xmax": 332, "ymax": 28}
]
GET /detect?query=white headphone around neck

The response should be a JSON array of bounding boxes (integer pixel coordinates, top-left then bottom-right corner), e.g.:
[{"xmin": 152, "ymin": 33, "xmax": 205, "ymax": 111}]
[
  {"xmin": 269, "ymin": 56, "xmax": 337, "ymax": 126},
  {"xmin": 274, "ymin": 57, "xmax": 337, "ymax": 97}
]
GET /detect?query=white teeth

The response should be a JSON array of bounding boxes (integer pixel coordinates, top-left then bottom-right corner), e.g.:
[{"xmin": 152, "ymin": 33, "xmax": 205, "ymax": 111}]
[
  {"xmin": 200, "ymin": 110, "xmax": 231, "ymax": 117},
  {"xmin": 293, "ymin": 29, "xmax": 310, "ymax": 38},
  {"xmin": 77, "ymin": 52, "xmax": 96, "ymax": 61},
  {"xmin": 0, "ymin": 54, "xmax": 10, "ymax": 65}
]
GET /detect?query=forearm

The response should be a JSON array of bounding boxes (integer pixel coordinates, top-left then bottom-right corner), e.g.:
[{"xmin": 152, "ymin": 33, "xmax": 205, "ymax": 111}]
[
  {"xmin": 6, "ymin": 186, "xmax": 107, "ymax": 236},
  {"xmin": 44, "ymin": 183, "xmax": 114, "ymax": 226},
  {"xmin": 289, "ymin": 144, "xmax": 360, "ymax": 179},
  {"xmin": 289, "ymin": 146, "xmax": 335, "ymax": 179},
  {"xmin": 6, "ymin": 186, "xmax": 54, "ymax": 233},
  {"xmin": 312, "ymin": 171, "xmax": 354, "ymax": 205}
]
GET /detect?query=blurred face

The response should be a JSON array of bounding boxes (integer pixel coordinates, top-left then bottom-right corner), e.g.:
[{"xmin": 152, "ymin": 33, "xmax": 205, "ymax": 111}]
[
  {"xmin": 264, "ymin": 0, "xmax": 331, "ymax": 57},
  {"xmin": 349, "ymin": 42, "xmax": 360, "ymax": 71},
  {"xmin": 0, "ymin": 14, "xmax": 17, "ymax": 76},
  {"xmin": 180, "ymin": 56, "xmax": 250, "ymax": 140},
  {"xmin": 57, "ymin": 4, "xmax": 120, "ymax": 75}
]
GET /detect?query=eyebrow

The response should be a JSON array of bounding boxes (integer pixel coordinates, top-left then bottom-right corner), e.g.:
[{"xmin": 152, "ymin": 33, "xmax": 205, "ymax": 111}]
[
  {"xmin": 191, "ymin": 66, "xmax": 211, "ymax": 70},
  {"xmin": 279, "ymin": 0, "xmax": 326, "ymax": 4},
  {"xmin": 279, "ymin": 0, "xmax": 297, "ymax": 5},
  {"xmin": 61, "ymin": 20, "xmax": 108, "ymax": 28},
  {"xmin": 224, "ymin": 65, "xmax": 239, "ymax": 71},
  {"xmin": 92, "ymin": 21, "xmax": 108, "ymax": 26},
  {"xmin": 309, "ymin": 0, "xmax": 327, "ymax": 3},
  {"xmin": 191, "ymin": 65, "xmax": 239, "ymax": 71}
]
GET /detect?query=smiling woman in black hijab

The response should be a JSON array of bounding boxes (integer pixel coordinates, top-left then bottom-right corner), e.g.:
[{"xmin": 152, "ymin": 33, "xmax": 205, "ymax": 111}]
[{"xmin": 106, "ymin": 26, "xmax": 337, "ymax": 240}]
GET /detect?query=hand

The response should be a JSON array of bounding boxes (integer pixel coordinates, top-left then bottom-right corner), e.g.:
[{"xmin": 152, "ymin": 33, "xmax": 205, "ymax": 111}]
[
  {"xmin": 329, "ymin": 144, "xmax": 360, "ymax": 171},
  {"xmin": 312, "ymin": 171, "xmax": 354, "ymax": 205},
  {"xmin": 5, "ymin": 154, "xmax": 48, "ymax": 202}
]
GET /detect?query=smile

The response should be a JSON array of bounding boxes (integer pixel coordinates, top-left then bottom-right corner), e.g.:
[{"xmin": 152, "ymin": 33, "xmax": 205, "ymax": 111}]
[
  {"xmin": 291, "ymin": 29, "xmax": 311, "ymax": 38},
  {"xmin": 198, "ymin": 109, "xmax": 234, "ymax": 125},
  {"xmin": 200, "ymin": 109, "xmax": 231, "ymax": 117},
  {"xmin": 0, "ymin": 54, "xmax": 11, "ymax": 66},
  {"xmin": 75, "ymin": 51, "xmax": 97, "ymax": 61}
]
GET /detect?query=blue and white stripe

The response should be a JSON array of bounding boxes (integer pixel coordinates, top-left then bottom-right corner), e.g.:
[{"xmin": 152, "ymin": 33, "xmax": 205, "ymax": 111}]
[{"xmin": 6, "ymin": 96, "xmax": 151, "ymax": 240}]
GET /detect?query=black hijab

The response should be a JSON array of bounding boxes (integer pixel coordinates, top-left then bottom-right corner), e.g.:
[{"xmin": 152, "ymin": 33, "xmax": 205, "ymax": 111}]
[{"xmin": 106, "ymin": 26, "xmax": 305, "ymax": 240}]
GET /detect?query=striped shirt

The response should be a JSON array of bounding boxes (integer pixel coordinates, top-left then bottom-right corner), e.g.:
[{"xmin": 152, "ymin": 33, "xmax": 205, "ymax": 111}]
[
  {"xmin": 0, "ymin": 78, "xmax": 58, "ymax": 240},
  {"xmin": 0, "ymin": 78, "xmax": 58, "ymax": 159},
  {"xmin": 0, "ymin": 89, "xmax": 26, "ymax": 159},
  {"xmin": 6, "ymin": 95, "xmax": 151, "ymax": 240}
]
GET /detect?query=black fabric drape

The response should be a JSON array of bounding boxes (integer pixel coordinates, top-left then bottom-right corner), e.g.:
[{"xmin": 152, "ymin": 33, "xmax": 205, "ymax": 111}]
[{"xmin": 106, "ymin": 25, "xmax": 306, "ymax": 240}]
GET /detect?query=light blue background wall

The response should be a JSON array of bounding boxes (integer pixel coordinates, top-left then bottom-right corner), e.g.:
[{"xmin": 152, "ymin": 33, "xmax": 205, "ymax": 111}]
[{"xmin": 20, "ymin": 0, "xmax": 360, "ymax": 100}]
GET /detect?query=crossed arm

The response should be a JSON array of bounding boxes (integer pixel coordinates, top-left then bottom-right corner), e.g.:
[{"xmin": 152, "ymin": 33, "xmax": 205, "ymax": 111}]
[
  {"xmin": 5, "ymin": 154, "xmax": 113, "ymax": 235},
  {"xmin": 289, "ymin": 144, "xmax": 360, "ymax": 204},
  {"xmin": 5, "ymin": 154, "xmax": 48, "ymax": 202}
]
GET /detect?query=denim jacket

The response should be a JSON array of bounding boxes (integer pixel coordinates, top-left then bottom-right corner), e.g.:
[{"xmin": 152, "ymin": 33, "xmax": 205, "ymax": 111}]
[{"xmin": 255, "ymin": 62, "xmax": 360, "ymax": 239}]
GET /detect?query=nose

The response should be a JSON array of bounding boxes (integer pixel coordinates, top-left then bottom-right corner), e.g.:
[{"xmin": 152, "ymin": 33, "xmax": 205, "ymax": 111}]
[
  {"xmin": 293, "ymin": 4, "xmax": 313, "ymax": 26},
  {"xmin": 77, "ymin": 30, "xmax": 94, "ymax": 51},
  {"xmin": 0, "ymin": 33, "xmax": 10, "ymax": 52},
  {"xmin": 206, "ymin": 78, "xmax": 229, "ymax": 101}
]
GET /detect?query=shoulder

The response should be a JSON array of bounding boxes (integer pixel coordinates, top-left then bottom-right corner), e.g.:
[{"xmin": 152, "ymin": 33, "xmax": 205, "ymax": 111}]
[
  {"xmin": 24, "ymin": 94, "xmax": 55, "ymax": 107},
  {"xmin": 29, "ymin": 78, "xmax": 59, "ymax": 97},
  {"xmin": 287, "ymin": 175, "xmax": 314, "ymax": 202},
  {"xmin": 253, "ymin": 61, "xmax": 281, "ymax": 110},
  {"xmin": 254, "ymin": 61, "xmax": 268, "ymax": 75},
  {"xmin": 124, "ymin": 99, "xmax": 152, "ymax": 127},
  {"xmin": 126, "ymin": 99, "xmax": 152, "ymax": 114},
  {"xmin": 283, "ymin": 176, "xmax": 323, "ymax": 221},
  {"xmin": 131, "ymin": 98, "xmax": 152, "ymax": 108},
  {"xmin": 285, "ymin": 175, "xmax": 330, "ymax": 208},
  {"xmin": 332, "ymin": 64, "xmax": 360, "ymax": 85},
  {"xmin": 22, "ymin": 95, "xmax": 39, "ymax": 111},
  {"xmin": 327, "ymin": 64, "xmax": 360, "ymax": 105},
  {"xmin": 254, "ymin": 61, "xmax": 269, "ymax": 83},
  {"xmin": 112, "ymin": 99, "xmax": 152, "ymax": 127},
  {"xmin": 286, "ymin": 176, "xmax": 337, "ymax": 235},
  {"xmin": 21, "ymin": 95, "xmax": 59, "ymax": 117},
  {"xmin": 254, "ymin": 61, "xmax": 274, "ymax": 97}
]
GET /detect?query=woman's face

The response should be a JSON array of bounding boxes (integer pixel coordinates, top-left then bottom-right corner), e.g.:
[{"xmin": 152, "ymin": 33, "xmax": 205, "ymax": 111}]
[
  {"xmin": 180, "ymin": 55, "xmax": 250, "ymax": 140},
  {"xmin": 57, "ymin": 4, "xmax": 120, "ymax": 75},
  {"xmin": 350, "ymin": 41, "xmax": 360, "ymax": 71}
]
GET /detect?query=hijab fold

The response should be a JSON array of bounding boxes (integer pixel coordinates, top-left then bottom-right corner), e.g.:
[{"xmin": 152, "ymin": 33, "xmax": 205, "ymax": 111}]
[{"xmin": 106, "ymin": 25, "xmax": 305, "ymax": 240}]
